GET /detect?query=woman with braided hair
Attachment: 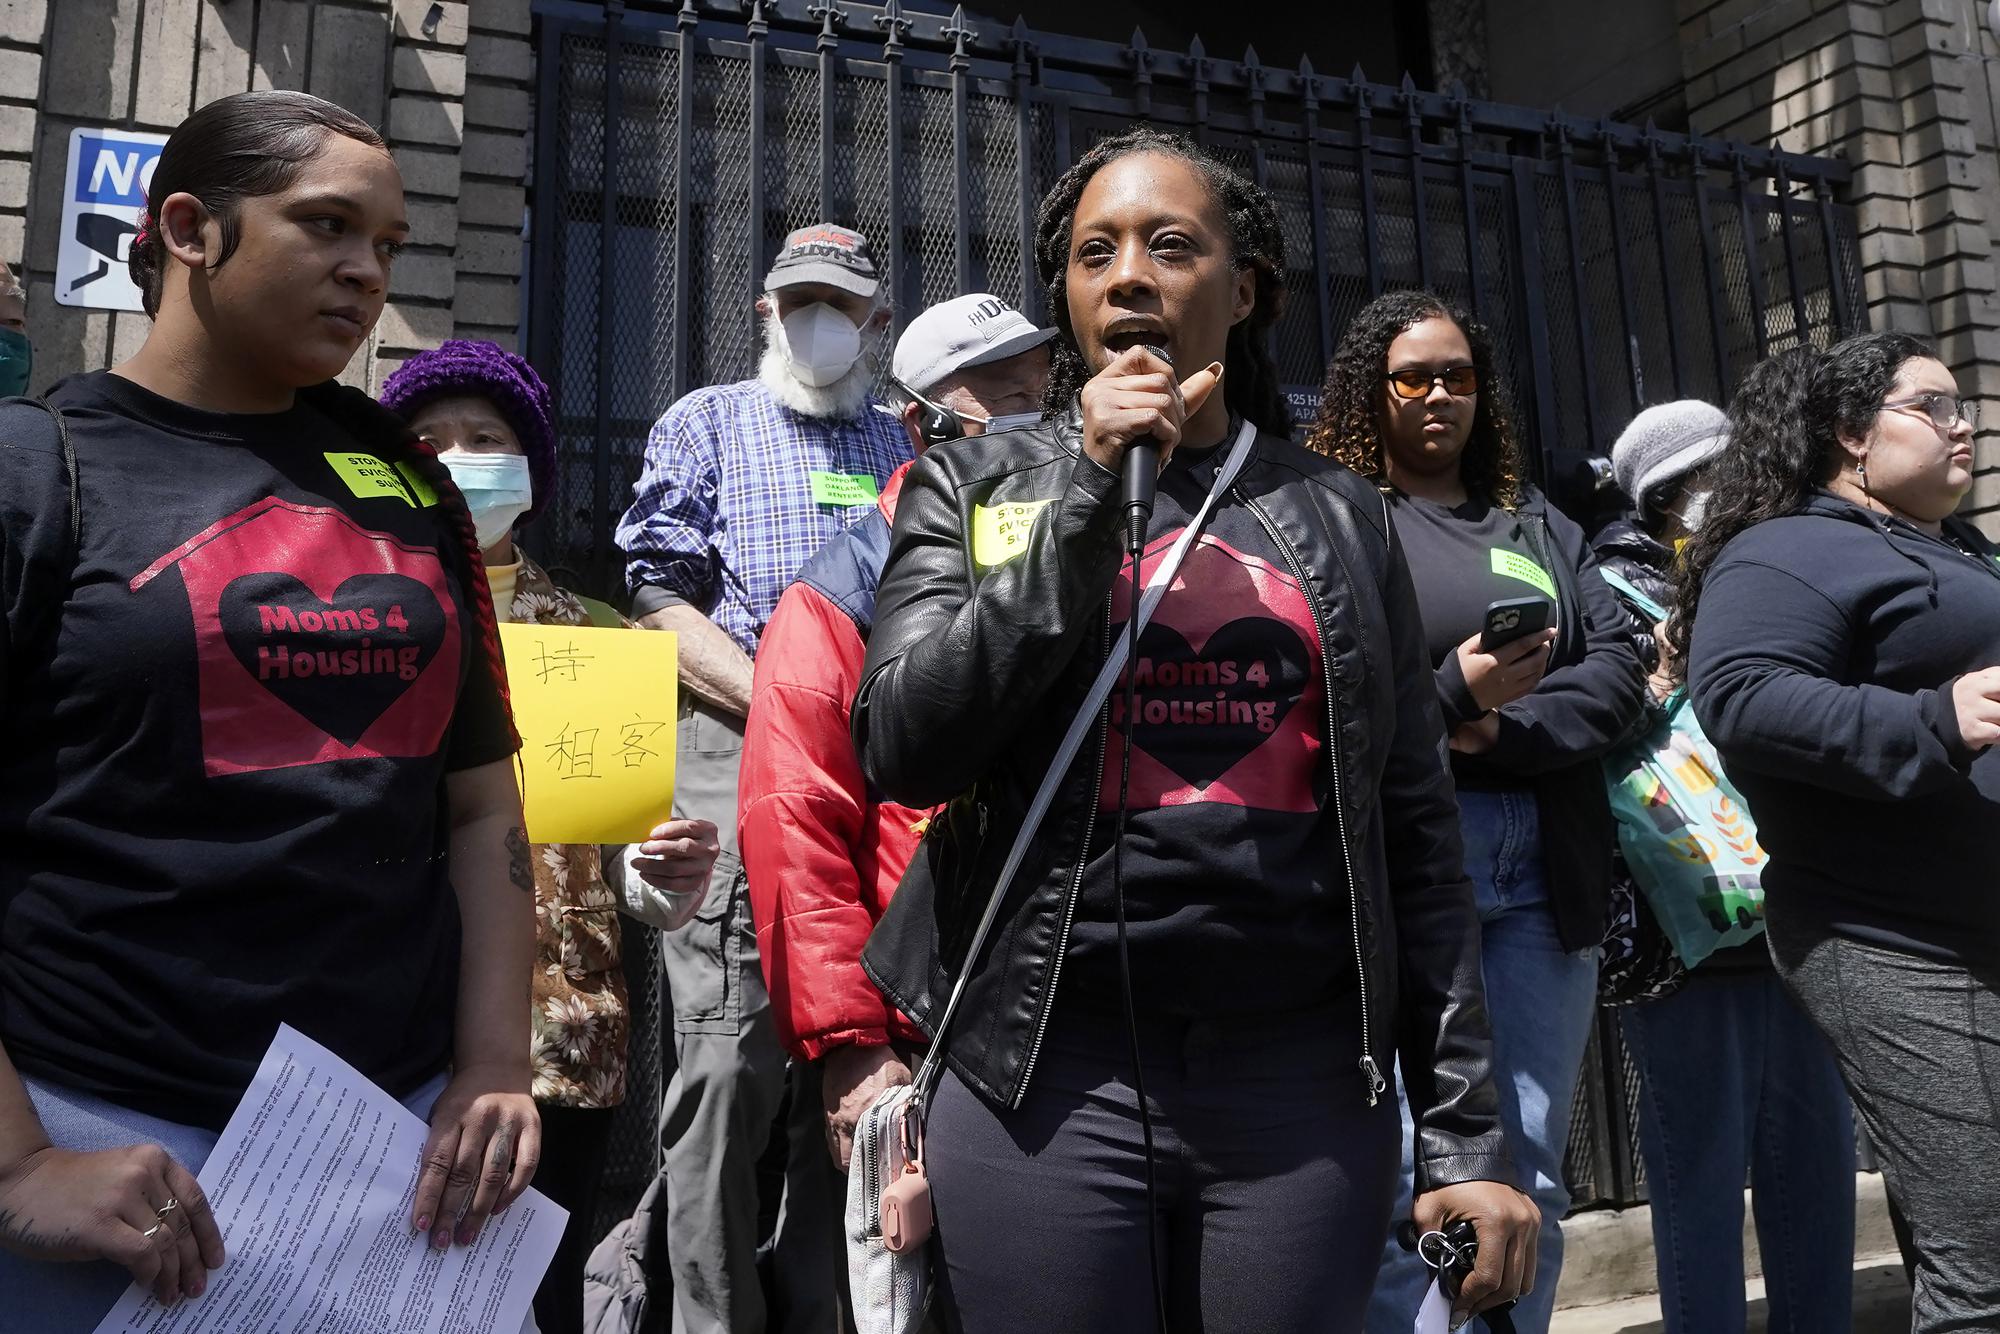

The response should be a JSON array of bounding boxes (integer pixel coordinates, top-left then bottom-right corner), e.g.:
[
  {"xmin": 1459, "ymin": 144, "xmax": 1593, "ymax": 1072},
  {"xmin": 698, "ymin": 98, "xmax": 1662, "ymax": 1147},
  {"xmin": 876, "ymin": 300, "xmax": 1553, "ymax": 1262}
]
[
  {"xmin": 1307, "ymin": 290, "xmax": 1646, "ymax": 1334},
  {"xmin": 0, "ymin": 92, "xmax": 541, "ymax": 1329},
  {"xmin": 853, "ymin": 127, "xmax": 1535, "ymax": 1332}
]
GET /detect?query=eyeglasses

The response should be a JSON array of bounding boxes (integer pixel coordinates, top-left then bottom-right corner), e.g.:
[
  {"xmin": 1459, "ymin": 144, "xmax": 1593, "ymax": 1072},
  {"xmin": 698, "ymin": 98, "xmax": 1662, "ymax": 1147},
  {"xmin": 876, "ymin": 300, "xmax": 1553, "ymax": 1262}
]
[
  {"xmin": 1881, "ymin": 391, "xmax": 1980, "ymax": 432},
  {"xmin": 1385, "ymin": 365, "xmax": 1480, "ymax": 400}
]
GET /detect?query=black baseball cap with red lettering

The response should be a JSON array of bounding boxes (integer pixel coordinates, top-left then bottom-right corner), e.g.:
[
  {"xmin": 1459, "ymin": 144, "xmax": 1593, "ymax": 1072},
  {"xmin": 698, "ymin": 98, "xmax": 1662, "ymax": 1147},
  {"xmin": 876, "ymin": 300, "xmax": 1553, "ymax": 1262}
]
[{"xmin": 763, "ymin": 223, "xmax": 881, "ymax": 299}]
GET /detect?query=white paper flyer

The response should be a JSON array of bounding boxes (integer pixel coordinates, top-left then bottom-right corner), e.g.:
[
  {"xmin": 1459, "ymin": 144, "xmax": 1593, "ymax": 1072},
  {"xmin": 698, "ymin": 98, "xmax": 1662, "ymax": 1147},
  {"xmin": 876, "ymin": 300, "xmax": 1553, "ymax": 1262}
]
[{"xmin": 93, "ymin": 1024, "xmax": 565, "ymax": 1334}]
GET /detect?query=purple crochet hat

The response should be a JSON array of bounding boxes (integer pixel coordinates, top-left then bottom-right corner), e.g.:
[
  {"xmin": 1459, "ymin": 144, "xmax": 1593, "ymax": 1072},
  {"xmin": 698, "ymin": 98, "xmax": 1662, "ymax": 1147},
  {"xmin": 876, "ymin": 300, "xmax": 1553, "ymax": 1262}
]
[{"xmin": 380, "ymin": 340, "xmax": 557, "ymax": 521}]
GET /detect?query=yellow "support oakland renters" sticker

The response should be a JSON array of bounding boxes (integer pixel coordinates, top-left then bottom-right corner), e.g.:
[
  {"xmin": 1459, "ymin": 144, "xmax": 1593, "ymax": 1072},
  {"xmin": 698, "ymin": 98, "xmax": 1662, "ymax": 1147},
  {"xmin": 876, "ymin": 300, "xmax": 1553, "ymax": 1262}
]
[
  {"xmin": 971, "ymin": 500, "xmax": 1053, "ymax": 569},
  {"xmin": 1490, "ymin": 548, "xmax": 1557, "ymax": 601}
]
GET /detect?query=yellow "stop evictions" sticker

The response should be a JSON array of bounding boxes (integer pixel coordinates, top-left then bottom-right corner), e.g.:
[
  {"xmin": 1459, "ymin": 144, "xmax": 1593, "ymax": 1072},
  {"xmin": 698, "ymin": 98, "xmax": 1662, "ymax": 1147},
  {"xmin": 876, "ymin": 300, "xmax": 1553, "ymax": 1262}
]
[
  {"xmin": 971, "ymin": 499, "xmax": 1053, "ymax": 569},
  {"xmin": 324, "ymin": 452, "xmax": 438, "ymax": 507}
]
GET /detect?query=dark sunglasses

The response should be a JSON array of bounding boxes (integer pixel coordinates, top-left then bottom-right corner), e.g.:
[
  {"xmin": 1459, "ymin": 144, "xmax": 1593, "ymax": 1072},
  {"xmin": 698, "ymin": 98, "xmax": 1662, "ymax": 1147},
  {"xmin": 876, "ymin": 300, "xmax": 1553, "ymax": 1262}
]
[{"xmin": 1385, "ymin": 365, "xmax": 1480, "ymax": 400}]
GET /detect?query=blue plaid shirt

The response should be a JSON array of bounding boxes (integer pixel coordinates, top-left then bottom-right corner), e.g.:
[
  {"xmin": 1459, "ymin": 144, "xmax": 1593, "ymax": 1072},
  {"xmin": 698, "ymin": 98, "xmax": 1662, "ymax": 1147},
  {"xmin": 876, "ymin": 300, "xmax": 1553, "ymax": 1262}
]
[{"xmin": 617, "ymin": 379, "xmax": 912, "ymax": 654}]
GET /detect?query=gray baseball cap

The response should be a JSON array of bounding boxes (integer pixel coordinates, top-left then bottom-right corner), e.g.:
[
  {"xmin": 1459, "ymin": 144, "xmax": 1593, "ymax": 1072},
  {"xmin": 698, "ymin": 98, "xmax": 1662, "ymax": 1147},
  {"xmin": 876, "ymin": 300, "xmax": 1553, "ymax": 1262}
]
[
  {"xmin": 763, "ymin": 223, "xmax": 881, "ymax": 299},
  {"xmin": 892, "ymin": 293, "xmax": 1056, "ymax": 395}
]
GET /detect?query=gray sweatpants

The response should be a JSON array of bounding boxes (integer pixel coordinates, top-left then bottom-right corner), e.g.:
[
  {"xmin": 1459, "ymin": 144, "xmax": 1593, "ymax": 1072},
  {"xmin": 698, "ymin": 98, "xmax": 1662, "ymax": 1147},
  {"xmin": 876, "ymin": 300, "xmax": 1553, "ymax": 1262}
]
[
  {"xmin": 1766, "ymin": 897, "xmax": 2000, "ymax": 1334},
  {"xmin": 653, "ymin": 701, "xmax": 843, "ymax": 1334}
]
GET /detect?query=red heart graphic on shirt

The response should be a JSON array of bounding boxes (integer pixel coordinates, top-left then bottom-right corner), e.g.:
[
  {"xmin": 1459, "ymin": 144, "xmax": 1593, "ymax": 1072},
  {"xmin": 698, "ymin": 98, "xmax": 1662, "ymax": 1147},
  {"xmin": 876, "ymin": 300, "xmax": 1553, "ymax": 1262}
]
[
  {"xmin": 218, "ymin": 571, "xmax": 444, "ymax": 745},
  {"xmin": 1120, "ymin": 616, "xmax": 1312, "ymax": 790}
]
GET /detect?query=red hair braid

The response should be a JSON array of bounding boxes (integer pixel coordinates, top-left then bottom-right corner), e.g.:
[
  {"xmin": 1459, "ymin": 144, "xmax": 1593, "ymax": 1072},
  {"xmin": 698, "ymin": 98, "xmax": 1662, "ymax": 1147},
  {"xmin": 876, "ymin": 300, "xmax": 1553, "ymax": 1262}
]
[{"xmin": 393, "ymin": 434, "xmax": 521, "ymax": 751}]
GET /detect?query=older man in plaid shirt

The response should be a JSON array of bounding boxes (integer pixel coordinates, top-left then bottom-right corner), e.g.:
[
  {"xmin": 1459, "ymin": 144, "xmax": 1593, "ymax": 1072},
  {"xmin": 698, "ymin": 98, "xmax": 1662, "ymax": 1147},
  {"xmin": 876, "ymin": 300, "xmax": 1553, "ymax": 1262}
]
[{"xmin": 615, "ymin": 223, "xmax": 908, "ymax": 1334}]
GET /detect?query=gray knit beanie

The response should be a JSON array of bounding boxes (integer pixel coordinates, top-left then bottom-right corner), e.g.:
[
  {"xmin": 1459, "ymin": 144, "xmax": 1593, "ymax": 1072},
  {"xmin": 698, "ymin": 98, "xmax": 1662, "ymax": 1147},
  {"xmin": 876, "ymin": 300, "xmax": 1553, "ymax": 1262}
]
[{"xmin": 1610, "ymin": 400, "xmax": 1730, "ymax": 515}]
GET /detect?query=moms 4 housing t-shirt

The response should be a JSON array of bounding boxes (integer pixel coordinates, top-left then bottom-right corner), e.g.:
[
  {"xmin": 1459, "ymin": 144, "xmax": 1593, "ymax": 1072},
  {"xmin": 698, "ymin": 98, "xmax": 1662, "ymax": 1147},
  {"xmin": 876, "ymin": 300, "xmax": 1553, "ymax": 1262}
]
[{"xmin": 0, "ymin": 372, "xmax": 515, "ymax": 1128}]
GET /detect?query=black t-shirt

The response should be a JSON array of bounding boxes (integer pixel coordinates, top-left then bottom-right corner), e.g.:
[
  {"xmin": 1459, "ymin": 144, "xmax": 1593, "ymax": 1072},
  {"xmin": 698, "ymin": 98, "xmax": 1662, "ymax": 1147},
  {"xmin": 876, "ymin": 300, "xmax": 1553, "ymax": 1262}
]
[
  {"xmin": 0, "ymin": 372, "xmax": 516, "ymax": 1128},
  {"xmin": 1392, "ymin": 493, "xmax": 1556, "ymax": 664},
  {"xmin": 1066, "ymin": 440, "xmax": 1352, "ymax": 1017},
  {"xmin": 1390, "ymin": 492, "xmax": 1558, "ymax": 788}
]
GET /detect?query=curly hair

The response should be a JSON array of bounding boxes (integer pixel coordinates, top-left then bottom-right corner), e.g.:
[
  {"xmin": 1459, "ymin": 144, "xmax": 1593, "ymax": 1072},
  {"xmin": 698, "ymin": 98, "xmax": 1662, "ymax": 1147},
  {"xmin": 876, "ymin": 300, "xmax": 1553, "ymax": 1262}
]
[
  {"xmin": 1302, "ymin": 290, "xmax": 1526, "ymax": 510},
  {"xmin": 1665, "ymin": 330, "xmax": 1933, "ymax": 678},
  {"xmin": 1033, "ymin": 127, "xmax": 1292, "ymax": 435}
]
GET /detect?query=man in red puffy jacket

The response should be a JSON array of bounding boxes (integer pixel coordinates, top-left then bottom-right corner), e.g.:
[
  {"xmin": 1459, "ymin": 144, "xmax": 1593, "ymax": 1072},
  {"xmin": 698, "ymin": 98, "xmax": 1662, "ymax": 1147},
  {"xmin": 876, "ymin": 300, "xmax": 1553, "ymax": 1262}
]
[{"xmin": 739, "ymin": 292, "xmax": 1052, "ymax": 1171}]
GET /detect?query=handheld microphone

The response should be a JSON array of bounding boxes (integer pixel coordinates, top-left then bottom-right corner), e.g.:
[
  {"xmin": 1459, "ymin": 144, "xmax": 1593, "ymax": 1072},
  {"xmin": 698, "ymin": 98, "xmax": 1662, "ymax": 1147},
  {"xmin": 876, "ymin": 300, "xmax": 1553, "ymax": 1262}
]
[{"xmin": 1120, "ymin": 344, "xmax": 1172, "ymax": 556}]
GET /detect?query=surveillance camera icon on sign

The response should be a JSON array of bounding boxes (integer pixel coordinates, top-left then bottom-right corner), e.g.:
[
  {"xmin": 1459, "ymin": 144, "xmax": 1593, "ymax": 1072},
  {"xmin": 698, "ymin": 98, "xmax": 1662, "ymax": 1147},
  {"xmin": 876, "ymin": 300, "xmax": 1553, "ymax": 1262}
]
[{"xmin": 67, "ymin": 213, "xmax": 138, "ymax": 297}]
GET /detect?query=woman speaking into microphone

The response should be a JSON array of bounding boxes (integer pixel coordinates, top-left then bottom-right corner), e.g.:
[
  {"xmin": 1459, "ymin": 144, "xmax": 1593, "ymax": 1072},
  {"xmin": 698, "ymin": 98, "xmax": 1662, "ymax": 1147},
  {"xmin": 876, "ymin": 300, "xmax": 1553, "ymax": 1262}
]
[{"xmin": 851, "ymin": 127, "xmax": 1536, "ymax": 1333}]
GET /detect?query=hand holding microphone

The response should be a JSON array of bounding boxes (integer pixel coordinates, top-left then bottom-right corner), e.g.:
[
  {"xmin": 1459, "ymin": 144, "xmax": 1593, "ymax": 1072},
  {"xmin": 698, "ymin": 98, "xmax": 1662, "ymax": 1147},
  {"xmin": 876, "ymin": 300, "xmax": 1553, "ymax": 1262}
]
[{"xmin": 1078, "ymin": 345, "xmax": 1225, "ymax": 553}]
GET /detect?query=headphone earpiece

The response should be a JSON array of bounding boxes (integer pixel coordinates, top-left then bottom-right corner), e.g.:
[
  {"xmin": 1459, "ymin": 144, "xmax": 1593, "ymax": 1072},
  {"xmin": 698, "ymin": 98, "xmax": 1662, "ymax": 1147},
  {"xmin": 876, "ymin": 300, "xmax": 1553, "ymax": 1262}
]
[{"xmin": 918, "ymin": 400, "xmax": 962, "ymax": 446}]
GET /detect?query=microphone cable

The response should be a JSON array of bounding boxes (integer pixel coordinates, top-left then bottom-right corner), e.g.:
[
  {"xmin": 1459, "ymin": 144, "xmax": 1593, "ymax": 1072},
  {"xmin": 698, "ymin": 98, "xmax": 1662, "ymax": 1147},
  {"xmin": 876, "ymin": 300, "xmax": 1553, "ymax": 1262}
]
[{"xmin": 1114, "ymin": 525, "xmax": 1169, "ymax": 1334}]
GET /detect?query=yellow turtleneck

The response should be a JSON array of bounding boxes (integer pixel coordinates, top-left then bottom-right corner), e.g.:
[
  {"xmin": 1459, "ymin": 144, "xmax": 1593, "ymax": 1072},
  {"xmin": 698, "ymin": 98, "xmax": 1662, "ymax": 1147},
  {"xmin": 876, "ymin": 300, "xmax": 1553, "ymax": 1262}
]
[{"xmin": 487, "ymin": 560, "xmax": 520, "ymax": 623}]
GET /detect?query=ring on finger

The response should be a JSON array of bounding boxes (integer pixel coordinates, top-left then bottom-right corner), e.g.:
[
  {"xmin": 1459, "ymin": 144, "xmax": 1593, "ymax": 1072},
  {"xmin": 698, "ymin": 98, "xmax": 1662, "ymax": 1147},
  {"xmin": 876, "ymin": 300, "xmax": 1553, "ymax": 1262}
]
[
  {"xmin": 142, "ymin": 1220, "xmax": 168, "ymax": 1242},
  {"xmin": 155, "ymin": 1197, "xmax": 180, "ymax": 1223}
]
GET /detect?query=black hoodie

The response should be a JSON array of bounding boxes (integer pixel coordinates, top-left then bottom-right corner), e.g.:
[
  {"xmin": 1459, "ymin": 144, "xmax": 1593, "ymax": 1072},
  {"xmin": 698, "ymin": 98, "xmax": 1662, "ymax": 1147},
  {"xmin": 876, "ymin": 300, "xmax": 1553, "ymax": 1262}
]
[{"xmin": 1688, "ymin": 492, "xmax": 2000, "ymax": 964}]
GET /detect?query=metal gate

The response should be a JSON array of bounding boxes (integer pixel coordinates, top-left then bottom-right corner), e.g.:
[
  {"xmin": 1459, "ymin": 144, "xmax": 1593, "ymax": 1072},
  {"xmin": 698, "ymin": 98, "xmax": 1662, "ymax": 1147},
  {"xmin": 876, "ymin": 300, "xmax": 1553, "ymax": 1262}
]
[{"xmin": 526, "ymin": 0, "xmax": 1867, "ymax": 1233}]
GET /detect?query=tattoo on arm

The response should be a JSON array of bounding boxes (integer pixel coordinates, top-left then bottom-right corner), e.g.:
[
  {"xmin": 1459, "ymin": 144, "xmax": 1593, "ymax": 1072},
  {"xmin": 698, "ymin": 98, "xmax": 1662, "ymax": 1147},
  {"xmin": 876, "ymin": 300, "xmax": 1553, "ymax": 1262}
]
[
  {"xmin": 0, "ymin": 1205, "xmax": 82, "ymax": 1254},
  {"xmin": 506, "ymin": 827, "xmax": 534, "ymax": 895}
]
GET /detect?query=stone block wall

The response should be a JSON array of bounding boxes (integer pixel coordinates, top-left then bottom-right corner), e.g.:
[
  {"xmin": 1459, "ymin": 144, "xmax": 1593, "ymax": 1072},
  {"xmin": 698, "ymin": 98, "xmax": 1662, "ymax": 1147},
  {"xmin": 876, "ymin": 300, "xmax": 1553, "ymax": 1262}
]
[
  {"xmin": 2, "ymin": 0, "xmax": 533, "ymax": 394},
  {"xmin": 1677, "ymin": 0, "xmax": 2000, "ymax": 526}
]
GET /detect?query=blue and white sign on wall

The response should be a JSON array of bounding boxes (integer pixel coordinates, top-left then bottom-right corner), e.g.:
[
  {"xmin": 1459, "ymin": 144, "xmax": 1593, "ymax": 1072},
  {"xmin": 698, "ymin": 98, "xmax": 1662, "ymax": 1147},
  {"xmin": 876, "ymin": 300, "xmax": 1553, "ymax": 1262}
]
[{"xmin": 56, "ymin": 127, "xmax": 167, "ymax": 312}]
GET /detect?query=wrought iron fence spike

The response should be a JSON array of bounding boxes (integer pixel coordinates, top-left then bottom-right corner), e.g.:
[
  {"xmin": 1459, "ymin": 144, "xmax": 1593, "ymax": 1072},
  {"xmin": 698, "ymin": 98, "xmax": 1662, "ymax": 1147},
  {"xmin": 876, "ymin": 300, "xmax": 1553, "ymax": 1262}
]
[
  {"xmin": 809, "ymin": 0, "xmax": 841, "ymax": 44},
  {"xmin": 1187, "ymin": 33, "xmax": 1207, "ymax": 61},
  {"xmin": 942, "ymin": 3, "xmax": 974, "ymax": 62},
  {"xmin": 873, "ymin": 0, "xmax": 909, "ymax": 52}
]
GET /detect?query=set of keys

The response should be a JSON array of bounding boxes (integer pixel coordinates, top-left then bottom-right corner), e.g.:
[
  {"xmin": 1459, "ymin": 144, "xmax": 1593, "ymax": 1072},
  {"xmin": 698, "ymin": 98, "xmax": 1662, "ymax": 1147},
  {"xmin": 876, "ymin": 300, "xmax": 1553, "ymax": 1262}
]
[{"xmin": 1399, "ymin": 1218, "xmax": 1520, "ymax": 1334}]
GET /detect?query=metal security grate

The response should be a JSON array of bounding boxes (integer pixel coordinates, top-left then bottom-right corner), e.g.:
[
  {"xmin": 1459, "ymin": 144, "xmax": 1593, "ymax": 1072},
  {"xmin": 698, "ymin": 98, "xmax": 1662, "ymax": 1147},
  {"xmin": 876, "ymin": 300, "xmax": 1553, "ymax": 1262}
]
[{"xmin": 529, "ymin": 0, "xmax": 1868, "ymax": 1220}]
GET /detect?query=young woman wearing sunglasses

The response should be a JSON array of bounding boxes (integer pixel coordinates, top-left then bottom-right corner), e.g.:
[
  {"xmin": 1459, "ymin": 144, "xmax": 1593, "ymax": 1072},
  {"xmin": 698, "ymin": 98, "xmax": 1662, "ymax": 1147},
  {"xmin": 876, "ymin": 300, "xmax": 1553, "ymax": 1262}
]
[
  {"xmin": 1676, "ymin": 333, "xmax": 2000, "ymax": 1332},
  {"xmin": 1308, "ymin": 290, "xmax": 1646, "ymax": 1334}
]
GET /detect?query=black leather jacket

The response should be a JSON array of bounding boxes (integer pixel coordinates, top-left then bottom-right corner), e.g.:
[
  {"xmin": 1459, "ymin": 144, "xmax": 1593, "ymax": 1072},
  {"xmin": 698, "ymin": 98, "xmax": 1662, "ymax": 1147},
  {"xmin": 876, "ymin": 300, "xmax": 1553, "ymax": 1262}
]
[{"xmin": 854, "ymin": 414, "xmax": 1511, "ymax": 1194}]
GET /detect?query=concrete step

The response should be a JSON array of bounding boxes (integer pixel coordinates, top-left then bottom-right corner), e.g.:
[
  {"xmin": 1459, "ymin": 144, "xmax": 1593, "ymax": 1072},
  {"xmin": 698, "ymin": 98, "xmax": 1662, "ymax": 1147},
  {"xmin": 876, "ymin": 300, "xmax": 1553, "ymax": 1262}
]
[
  {"xmin": 1549, "ymin": 1257, "xmax": 1911, "ymax": 1333},
  {"xmin": 1553, "ymin": 1171, "xmax": 1896, "ymax": 1310}
]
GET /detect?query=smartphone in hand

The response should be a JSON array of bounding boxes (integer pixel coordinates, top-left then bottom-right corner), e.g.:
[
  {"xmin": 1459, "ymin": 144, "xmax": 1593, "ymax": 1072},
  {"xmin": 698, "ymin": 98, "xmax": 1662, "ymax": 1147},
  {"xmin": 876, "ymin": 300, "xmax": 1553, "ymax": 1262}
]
[{"xmin": 1480, "ymin": 596, "xmax": 1554, "ymax": 653}]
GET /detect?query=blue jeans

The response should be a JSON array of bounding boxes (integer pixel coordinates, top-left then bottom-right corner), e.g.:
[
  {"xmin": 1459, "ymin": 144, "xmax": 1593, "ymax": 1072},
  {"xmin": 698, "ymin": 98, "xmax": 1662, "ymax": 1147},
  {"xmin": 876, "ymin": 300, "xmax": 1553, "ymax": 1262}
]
[
  {"xmin": 1620, "ymin": 967, "xmax": 1855, "ymax": 1334},
  {"xmin": 1366, "ymin": 789, "xmax": 1600, "ymax": 1334},
  {"xmin": 0, "ymin": 1072, "xmax": 542, "ymax": 1332}
]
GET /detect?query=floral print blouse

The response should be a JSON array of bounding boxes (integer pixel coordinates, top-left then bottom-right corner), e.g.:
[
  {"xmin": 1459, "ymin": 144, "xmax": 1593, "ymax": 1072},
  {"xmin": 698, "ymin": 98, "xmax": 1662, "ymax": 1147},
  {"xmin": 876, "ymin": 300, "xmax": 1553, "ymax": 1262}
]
[{"xmin": 507, "ymin": 556, "xmax": 632, "ymax": 1110}]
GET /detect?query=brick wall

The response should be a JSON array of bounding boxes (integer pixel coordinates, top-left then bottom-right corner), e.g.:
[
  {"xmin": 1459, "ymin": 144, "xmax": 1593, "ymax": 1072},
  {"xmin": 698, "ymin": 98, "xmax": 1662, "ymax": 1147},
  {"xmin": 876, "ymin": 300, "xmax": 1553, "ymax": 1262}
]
[
  {"xmin": 1430, "ymin": 0, "xmax": 1493, "ymax": 95},
  {"xmin": 6, "ymin": 0, "xmax": 533, "ymax": 394},
  {"xmin": 1678, "ymin": 0, "xmax": 2000, "ymax": 528}
]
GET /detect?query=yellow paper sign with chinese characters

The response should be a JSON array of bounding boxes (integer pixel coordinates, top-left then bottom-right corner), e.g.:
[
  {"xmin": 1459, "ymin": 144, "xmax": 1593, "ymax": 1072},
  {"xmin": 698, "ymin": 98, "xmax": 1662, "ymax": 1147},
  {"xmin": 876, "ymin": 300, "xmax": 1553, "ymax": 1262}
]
[{"xmin": 498, "ymin": 622, "xmax": 678, "ymax": 843}]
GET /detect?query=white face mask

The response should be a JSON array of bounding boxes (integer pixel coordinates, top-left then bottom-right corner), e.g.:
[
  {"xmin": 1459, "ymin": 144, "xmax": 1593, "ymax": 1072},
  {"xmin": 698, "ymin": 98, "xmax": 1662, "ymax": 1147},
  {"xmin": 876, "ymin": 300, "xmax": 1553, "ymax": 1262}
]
[
  {"xmin": 442, "ymin": 452, "xmax": 533, "ymax": 551},
  {"xmin": 1675, "ymin": 486, "xmax": 1711, "ymax": 533},
  {"xmin": 775, "ymin": 301, "xmax": 865, "ymax": 387},
  {"xmin": 972, "ymin": 410, "xmax": 1043, "ymax": 433}
]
